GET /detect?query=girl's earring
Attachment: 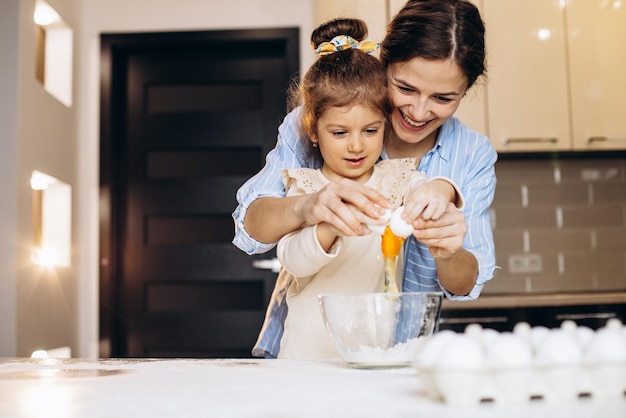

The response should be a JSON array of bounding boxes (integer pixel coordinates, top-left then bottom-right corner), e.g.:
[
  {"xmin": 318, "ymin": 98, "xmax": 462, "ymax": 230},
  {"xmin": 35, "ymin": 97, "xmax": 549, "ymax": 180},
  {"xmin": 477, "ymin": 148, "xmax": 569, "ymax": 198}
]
[{"xmin": 312, "ymin": 141, "xmax": 318, "ymax": 148}]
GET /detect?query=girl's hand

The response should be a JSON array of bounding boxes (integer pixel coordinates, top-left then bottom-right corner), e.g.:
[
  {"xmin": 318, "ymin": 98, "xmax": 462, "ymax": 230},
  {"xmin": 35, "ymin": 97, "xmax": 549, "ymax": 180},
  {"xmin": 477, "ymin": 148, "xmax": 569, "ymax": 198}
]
[{"xmin": 295, "ymin": 178, "xmax": 390, "ymax": 237}]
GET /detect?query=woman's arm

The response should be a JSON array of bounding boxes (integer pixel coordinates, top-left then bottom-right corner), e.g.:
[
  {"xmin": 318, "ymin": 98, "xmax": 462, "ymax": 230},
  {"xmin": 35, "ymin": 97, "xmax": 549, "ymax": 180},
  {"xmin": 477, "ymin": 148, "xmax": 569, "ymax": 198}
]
[
  {"xmin": 413, "ymin": 204, "xmax": 478, "ymax": 295},
  {"xmin": 411, "ymin": 131, "xmax": 497, "ymax": 298}
]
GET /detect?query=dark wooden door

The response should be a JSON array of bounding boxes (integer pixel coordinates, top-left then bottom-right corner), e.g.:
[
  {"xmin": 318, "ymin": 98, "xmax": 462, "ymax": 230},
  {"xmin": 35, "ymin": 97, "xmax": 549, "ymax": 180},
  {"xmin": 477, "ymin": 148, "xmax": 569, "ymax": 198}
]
[{"xmin": 100, "ymin": 29, "xmax": 298, "ymax": 357}]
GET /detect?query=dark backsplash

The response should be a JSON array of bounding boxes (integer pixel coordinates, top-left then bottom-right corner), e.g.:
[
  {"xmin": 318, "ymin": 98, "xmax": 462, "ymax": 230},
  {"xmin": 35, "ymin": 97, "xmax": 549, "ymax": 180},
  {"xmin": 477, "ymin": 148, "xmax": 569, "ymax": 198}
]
[{"xmin": 484, "ymin": 152, "xmax": 626, "ymax": 296}]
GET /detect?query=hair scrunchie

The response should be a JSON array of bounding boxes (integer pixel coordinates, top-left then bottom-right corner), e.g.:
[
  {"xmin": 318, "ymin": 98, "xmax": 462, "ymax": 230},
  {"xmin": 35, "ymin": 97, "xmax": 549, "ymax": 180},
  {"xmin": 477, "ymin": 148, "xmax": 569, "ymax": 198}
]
[{"xmin": 313, "ymin": 35, "xmax": 380, "ymax": 56}]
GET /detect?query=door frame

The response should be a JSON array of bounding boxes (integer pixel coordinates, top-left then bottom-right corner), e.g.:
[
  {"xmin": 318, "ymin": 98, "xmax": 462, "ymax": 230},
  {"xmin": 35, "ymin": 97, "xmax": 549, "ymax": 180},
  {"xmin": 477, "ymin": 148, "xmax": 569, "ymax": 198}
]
[{"xmin": 99, "ymin": 28, "xmax": 299, "ymax": 357}]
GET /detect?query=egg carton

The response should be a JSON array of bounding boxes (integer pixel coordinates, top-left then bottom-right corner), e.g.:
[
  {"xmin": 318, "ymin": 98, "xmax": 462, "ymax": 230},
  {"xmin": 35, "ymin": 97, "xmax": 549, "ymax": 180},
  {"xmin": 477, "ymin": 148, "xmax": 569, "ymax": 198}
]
[
  {"xmin": 414, "ymin": 319, "xmax": 626, "ymax": 405},
  {"xmin": 418, "ymin": 363, "xmax": 626, "ymax": 405}
]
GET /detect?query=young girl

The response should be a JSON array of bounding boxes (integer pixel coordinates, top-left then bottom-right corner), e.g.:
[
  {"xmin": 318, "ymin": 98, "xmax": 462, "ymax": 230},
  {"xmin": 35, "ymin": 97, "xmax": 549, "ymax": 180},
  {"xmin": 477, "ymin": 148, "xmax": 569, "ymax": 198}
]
[{"xmin": 253, "ymin": 18, "xmax": 462, "ymax": 360}]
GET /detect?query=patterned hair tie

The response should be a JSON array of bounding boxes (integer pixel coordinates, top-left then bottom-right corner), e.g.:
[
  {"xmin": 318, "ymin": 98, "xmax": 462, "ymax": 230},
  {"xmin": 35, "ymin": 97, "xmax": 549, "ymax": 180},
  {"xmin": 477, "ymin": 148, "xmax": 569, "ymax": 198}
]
[{"xmin": 314, "ymin": 35, "xmax": 380, "ymax": 56}]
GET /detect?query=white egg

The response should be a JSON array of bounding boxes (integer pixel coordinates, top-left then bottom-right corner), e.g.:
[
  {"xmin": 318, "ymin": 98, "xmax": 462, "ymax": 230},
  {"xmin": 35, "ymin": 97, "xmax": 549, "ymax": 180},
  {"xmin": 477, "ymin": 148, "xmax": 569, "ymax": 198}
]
[
  {"xmin": 366, "ymin": 208, "xmax": 391, "ymax": 235},
  {"xmin": 604, "ymin": 317, "xmax": 624, "ymax": 331},
  {"xmin": 416, "ymin": 330, "xmax": 457, "ymax": 369},
  {"xmin": 435, "ymin": 333, "xmax": 486, "ymax": 370},
  {"xmin": 485, "ymin": 333, "xmax": 533, "ymax": 368},
  {"xmin": 535, "ymin": 329, "xmax": 583, "ymax": 366},
  {"xmin": 367, "ymin": 223, "xmax": 386, "ymax": 235},
  {"xmin": 560, "ymin": 319, "xmax": 578, "ymax": 334},
  {"xmin": 480, "ymin": 328, "xmax": 500, "ymax": 348},
  {"xmin": 529, "ymin": 325, "xmax": 550, "ymax": 351},
  {"xmin": 513, "ymin": 322, "xmax": 532, "ymax": 343},
  {"xmin": 464, "ymin": 323, "xmax": 483, "ymax": 344},
  {"xmin": 576, "ymin": 325, "xmax": 595, "ymax": 349},
  {"xmin": 389, "ymin": 206, "xmax": 413, "ymax": 238},
  {"xmin": 584, "ymin": 329, "xmax": 626, "ymax": 364}
]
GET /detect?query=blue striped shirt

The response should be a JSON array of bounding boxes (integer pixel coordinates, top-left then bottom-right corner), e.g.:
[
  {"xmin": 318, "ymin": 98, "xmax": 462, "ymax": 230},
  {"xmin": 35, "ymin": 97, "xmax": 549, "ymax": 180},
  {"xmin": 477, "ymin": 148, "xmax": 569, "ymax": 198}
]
[{"xmin": 232, "ymin": 107, "xmax": 498, "ymax": 357}]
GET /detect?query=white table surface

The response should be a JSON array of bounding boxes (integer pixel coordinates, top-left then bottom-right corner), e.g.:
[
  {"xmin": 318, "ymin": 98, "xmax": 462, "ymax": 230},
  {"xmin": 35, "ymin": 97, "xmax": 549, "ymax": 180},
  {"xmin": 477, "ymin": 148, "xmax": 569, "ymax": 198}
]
[{"xmin": 1, "ymin": 357, "xmax": 625, "ymax": 418}]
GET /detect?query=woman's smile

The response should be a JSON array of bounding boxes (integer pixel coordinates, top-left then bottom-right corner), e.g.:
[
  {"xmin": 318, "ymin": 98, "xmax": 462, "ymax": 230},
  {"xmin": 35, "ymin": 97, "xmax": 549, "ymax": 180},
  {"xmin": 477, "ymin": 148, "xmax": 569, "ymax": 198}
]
[{"xmin": 399, "ymin": 110, "xmax": 430, "ymax": 131}]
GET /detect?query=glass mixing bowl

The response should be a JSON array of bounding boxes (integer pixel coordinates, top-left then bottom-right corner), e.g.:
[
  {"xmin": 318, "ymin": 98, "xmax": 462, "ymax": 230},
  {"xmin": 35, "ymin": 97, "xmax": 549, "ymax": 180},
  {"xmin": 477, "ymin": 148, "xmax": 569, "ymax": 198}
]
[{"xmin": 318, "ymin": 292, "xmax": 443, "ymax": 368}]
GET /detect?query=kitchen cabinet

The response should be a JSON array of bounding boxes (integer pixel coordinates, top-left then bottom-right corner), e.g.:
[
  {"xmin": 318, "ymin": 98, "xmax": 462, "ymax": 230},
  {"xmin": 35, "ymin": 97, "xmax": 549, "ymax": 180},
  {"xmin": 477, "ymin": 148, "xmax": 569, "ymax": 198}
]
[
  {"xmin": 482, "ymin": 0, "xmax": 626, "ymax": 152},
  {"xmin": 482, "ymin": 0, "xmax": 571, "ymax": 152},
  {"xmin": 313, "ymin": 0, "xmax": 388, "ymax": 43},
  {"xmin": 567, "ymin": 0, "xmax": 626, "ymax": 150}
]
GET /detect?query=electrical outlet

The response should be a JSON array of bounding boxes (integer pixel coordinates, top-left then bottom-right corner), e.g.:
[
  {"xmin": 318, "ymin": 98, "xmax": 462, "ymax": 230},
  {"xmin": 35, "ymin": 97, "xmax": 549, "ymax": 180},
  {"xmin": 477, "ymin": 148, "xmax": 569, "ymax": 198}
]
[{"xmin": 508, "ymin": 254, "xmax": 543, "ymax": 274}]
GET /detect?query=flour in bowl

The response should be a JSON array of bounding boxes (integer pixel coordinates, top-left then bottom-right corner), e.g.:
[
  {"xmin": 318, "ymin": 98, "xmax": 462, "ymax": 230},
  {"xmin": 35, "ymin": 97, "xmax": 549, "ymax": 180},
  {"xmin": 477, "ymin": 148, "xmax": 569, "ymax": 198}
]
[{"xmin": 343, "ymin": 337, "xmax": 426, "ymax": 367}]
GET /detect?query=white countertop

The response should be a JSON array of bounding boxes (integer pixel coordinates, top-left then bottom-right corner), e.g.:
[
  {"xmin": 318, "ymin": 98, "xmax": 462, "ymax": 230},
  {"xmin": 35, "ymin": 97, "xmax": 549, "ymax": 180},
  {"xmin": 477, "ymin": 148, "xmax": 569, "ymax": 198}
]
[{"xmin": 1, "ymin": 358, "xmax": 625, "ymax": 418}]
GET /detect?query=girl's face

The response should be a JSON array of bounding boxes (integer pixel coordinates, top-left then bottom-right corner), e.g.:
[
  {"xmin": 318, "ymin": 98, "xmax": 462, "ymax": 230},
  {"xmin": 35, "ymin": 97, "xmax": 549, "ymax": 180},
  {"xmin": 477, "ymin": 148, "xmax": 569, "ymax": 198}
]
[
  {"xmin": 387, "ymin": 57, "xmax": 468, "ymax": 148},
  {"xmin": 313, "ymin": 104, "xmax": 385, "ymax": 184}
]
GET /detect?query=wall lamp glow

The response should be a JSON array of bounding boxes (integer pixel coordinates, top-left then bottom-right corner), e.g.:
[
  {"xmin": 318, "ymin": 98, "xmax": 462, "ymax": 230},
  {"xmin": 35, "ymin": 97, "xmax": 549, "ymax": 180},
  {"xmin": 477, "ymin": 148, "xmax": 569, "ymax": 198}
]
[
  {"xmin": 31, "ymin": 171, "xmax": 71, "ymax": 268},
  {"xmin": 34, "ymin": 3, "xmax": 59, "ymax": 26}
]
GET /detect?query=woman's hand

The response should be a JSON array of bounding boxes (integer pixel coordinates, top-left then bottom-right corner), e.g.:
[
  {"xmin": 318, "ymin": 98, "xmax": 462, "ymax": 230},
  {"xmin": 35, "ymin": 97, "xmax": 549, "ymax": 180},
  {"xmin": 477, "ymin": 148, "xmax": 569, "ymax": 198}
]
[
  {"xmin": 401, "ymin": 179, "xmax": 455, "ymax": 222},
  {"xmin": 295, "ymin": 178, "xmax": 390, "ymax": 237},
  {"xmin": 411, "ymin": 202, "xmax": 466, "ymax": 259}
]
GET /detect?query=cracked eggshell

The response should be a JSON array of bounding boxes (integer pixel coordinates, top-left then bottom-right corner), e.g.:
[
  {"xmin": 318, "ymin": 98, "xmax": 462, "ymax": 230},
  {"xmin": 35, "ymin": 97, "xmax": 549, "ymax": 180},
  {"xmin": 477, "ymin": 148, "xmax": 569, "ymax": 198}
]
[
  {"xmin": 366, "ymin": 208, "xmax": 392, "ymax": 235},
  {"xmin": 389, "ymin": 207, "xmax": 413, "ymax": 238}
]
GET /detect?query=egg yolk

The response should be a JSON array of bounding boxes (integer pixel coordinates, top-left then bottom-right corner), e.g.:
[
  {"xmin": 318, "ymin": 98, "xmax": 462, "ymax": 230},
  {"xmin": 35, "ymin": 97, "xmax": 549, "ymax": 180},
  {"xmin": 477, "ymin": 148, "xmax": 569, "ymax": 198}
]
[{"xmin": 381, "ymin": 225, "xmax": 404, "ymax": 258}]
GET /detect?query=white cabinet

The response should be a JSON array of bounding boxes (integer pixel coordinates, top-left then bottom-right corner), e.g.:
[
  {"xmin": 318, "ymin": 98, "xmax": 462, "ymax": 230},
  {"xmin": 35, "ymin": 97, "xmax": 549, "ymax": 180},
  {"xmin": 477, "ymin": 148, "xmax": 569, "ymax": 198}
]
[
  {"xmin": 313, "ymin": 0, "xmax": 388, "ymax": 44},
  {"xmin": 567, "ymin": 0, "xmax": 626, "ymax": 150},
  {"xmin": 482, "ymin": 0, "xmax": 626, "ymax": 152},
  {"xmin": 482, "ymin": 0, "xmax": 571, "ymax": 152}
]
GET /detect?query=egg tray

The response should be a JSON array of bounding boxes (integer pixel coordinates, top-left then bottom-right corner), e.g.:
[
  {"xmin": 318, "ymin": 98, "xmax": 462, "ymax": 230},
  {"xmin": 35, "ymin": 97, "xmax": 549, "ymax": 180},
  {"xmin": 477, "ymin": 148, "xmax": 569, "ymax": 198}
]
[{"xmin": 418, "ymin": 363, "xmax": 626, "ymax": 405}]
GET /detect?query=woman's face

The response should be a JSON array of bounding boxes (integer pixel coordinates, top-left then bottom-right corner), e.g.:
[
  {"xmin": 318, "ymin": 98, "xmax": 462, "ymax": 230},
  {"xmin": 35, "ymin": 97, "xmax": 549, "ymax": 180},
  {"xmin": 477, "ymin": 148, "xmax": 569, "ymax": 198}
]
[{"xmin": 387, "ymin": 57, "xmax": 468, "ymax": 147}]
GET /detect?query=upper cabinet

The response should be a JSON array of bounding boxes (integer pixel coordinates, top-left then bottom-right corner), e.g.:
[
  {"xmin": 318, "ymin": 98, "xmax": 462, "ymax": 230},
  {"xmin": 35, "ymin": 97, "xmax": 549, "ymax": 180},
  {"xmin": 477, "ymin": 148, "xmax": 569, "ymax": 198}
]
[
  {"xmin": 482, "ymin": 0, "xmax": 626, "ymax": 152},
  {"xmin": 483, "ymin": 0, "xmax": 570, "ymax": 152},
  {"xmin": 567, "ymin": 0, "xmax": 626, "ymax": 150},
  {"xmin": 313, "ymin": 0, "xmax": 388, "ymax": 43}
]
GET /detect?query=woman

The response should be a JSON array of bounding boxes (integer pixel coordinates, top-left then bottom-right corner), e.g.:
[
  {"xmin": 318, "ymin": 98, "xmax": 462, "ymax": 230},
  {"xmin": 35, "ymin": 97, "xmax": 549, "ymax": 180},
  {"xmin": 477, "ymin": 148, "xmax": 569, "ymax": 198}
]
[{"xmin": 233, "ymin": 0, "xmax": 496, "ymax": 301}]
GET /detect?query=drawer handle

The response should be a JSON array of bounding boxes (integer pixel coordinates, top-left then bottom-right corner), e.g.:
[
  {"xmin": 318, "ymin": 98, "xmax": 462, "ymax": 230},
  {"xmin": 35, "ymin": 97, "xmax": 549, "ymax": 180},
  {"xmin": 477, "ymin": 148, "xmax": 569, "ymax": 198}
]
[
  {"xmin": 440, "ymin": 316, "xmax": 508, "ymax": 325},
  {"xmin": 588, "ymin": 136, "xmax": 626, "ymax": 143},
  {"xmin": 504, "ymin": 137, "xmax": 558, "ymax": 145},
  {"xmin": 555, "ymin": 312, "xmax": 617, "ymax": 321}
]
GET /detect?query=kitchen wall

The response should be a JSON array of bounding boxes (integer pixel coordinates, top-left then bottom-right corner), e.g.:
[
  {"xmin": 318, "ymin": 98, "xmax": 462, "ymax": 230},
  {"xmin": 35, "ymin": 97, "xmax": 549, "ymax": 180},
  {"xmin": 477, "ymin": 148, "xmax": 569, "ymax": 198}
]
[
  {"xmin": 486, "ymin": 154, "xmax": 626, "ymax": 295},
  {"xmin": 0, "ymin": 0, "xmax": 19, "ymax": 357},
  {"xmin": 0, "ymin": 0, "xmax": 81, "ymax": 358}
]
